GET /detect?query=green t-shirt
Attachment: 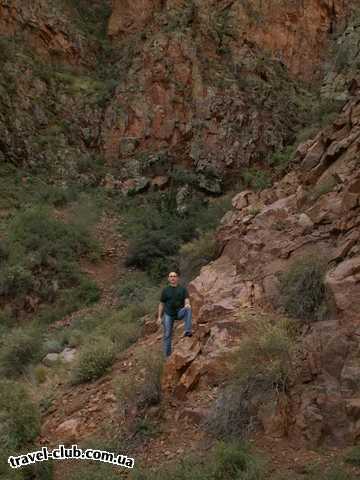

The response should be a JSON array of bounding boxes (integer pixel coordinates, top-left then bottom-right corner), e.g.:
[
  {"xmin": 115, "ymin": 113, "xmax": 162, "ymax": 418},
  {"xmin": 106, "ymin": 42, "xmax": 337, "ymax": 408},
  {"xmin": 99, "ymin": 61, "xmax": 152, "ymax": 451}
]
[{"xmin": 160, "ymin": 285, "xmax": 189, "ymax": 317}]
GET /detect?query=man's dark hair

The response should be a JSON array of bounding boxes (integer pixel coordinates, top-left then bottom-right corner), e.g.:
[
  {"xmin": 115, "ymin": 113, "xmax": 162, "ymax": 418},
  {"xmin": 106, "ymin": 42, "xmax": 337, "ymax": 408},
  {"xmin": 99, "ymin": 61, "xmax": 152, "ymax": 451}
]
[{"xmin": 169, "ymin": 267, "xmax": 181, "ymax": 276}]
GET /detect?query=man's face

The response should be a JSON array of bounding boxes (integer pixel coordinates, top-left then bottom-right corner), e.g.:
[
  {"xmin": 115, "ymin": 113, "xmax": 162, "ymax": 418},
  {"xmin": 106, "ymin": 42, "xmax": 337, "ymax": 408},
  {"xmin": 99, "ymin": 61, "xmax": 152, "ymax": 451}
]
[{"xmin": 168, "ymin": 272, "xmax": 179, "ymax": 286}]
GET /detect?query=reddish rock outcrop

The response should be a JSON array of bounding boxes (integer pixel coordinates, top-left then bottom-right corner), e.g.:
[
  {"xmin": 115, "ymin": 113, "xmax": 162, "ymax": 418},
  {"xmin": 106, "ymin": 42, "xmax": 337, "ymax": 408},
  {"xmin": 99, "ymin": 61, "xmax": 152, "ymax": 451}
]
[{"xmin": 102, "ymin": 0, "xmax": 355, "ymax": 188}]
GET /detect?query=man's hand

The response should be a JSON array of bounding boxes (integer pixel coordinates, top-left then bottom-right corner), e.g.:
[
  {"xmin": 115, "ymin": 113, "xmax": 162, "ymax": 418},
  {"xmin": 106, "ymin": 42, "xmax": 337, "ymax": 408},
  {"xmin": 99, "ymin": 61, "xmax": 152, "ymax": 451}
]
[{"xmin": 184, "ymin": 303, "xmax": 191, "ymax": 310}]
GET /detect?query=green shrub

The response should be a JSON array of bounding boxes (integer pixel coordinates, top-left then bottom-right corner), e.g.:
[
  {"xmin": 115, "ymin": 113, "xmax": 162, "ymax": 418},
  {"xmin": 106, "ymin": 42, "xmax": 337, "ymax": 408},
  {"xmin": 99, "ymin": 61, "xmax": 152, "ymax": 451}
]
[
  {"xmin": 121, "ymin": 191, "xmax": 230, "ymax": 279},
  {"xmin": 0, "ymin": 325, "xmax": 43, "ymax": 377},
  {"xmin": 210, "ymin": 441, "xmax": 266, "ymax": 480},
  {"xmin": 1, "ymin": 206, "xmax": 100, "ymax": 307},
  {"xmin": 107, "ymin": 321, "xmax": 141, "ymax": 352},
  {"xmin": 0, "ymin": 379, "xmax": 40, "ymax": 448},
  {"xmin": 344, "ymin": 446, "xmax": 360, "ymax": 466},
  {"xmin": 35, "ymin": 280, "xmax": 100, "ymax": 326},
  {"xmin": 278, "ymin": 255, "xmax": 329, "ymax": 321},
  {"xmin": 71, "ymin": 337, "xmax": 116, "ymax": 384},
  {"xmin": 126, "ymin": 232, "xmax": 179, "ymax": 272},
  {"xmin": 43, "ymin": 339, "xmax": 63, "ymax": 354},
  {"xmin": 24, "ymin": 461, "xmax": 54, "ymax": 480},
  {"xmin": 8, "ymin": 206, "xmax": 97, "ymax": 265},
  {"xmin": 242, "ymin": 168, "xmax": 272, "ymax": 192},
  {"xmin": 0, "ymin": 264, "xmax": 33, "ymax": 297},
  {"xmin": 116, "ymin": 271, "xmax": 159, "ymax": 312},
  {"xmin": 34, "ymin": 184, "xmax": 79, "ymax": 207},
  {"xmin": 205, "ymin": 316, "xmax": 296, "ymax": 439},
  {"xmin": 233, "ymin": 316, "xmax": 295, "ymax": 386},
  {"xmin": 179, "ymin": 231, "xmax": 217, "ymax": 283},
  {"xmin": 267, "ymin": 146, "xmax": 295, "ymax": 174}
]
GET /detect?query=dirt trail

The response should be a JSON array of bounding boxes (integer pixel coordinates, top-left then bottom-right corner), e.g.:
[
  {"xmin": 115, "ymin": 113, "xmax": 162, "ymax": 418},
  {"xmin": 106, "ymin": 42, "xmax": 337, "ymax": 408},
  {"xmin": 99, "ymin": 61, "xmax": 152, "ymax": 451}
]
[{"xmin": 49, "ymin": 212, "xmax": 129, "ymax": 331}]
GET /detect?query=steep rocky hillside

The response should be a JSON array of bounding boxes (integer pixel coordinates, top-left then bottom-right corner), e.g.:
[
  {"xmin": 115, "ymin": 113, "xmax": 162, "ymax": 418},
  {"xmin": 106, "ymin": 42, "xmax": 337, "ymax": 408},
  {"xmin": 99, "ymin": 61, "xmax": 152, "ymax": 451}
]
[{"xmin": 1, "ymin": 2, "xmax": 360, "ymax": 480}]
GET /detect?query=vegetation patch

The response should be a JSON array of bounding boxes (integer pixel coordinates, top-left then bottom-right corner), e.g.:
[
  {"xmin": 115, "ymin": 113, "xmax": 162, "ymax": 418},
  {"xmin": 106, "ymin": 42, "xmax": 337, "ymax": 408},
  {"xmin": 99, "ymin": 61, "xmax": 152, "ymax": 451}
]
[
  {"xmin": 0, "ymin": 206, "xmax": 100, "ymax": 318},
  {"xmin": 344, "ymin": 446, "xmax": 360, "ymax": 467},
  {"xmin": 119, "ymin": 190, "xmax": 230, "ymax": 280},
  {"xmin": 241, "ymin": 168, "xmax": 272, "ymax": 192},
  {"xmin": 0, "ymin": 324, "xmax": 43, "ymax": 378},
  {"xmin": 71, "ymin": 336, "xmax": 116, "ymax": 384},
  {"xmin": 278, "ymin": 255, "xmax": 330, "ymax": 322},
  {"xmin": 115, "ymin": 350, "xmax": 164, "ymax": 412},
  {"xmin": 133, "ymin": 440, "xmax": 266, "ymax": 480},
  {"xmin": 178, "ymin": 231, "xmax": 217, "ymax": 283},
  {"xmin": 0, "ymin": 379, "xmax": 40, "ymax": 448},
  {"xmin": 205, "ymin": 315, "xmax": 296, "ymax": 439}
]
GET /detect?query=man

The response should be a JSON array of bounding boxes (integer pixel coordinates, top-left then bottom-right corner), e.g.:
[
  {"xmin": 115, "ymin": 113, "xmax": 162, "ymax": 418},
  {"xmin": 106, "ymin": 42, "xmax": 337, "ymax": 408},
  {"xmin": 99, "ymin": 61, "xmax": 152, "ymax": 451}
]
[{"xmin": 158, "ymin": 271, "xmax": 192, "ymax": 357}]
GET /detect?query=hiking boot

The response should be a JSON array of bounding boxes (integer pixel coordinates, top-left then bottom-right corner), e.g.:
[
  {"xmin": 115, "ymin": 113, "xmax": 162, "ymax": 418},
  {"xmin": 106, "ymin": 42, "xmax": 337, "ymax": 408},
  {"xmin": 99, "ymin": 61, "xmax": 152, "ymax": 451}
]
[{"xmin": 183, "ymin": 332, "xmax": 192, "ymax": 338}]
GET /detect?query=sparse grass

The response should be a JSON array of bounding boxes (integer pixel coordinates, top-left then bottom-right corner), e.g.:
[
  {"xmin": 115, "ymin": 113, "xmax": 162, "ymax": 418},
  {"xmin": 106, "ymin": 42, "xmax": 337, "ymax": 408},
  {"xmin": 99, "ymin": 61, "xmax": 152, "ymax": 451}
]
[
  {"xmin": 65, "ymin": 306, "xmax": 143, "ymax": 349},
  {"xmin": 115, "ymin": 351, "xmax": 164, "ymax": 412},
  {"xmin": 278, "ymin": 255, "xmax": 330, "ymax": 322},
  {"xmin": 248, "ymin": 206, "xmax": 261, "ymax": 216},
  {"xmin": 306, "ymin": 465, "xmax": 359, "ymax": 480},
  {"xmin": 133, "ymin": 440, "xmax": 266, "ymax": 480},
  {"xmin": 132, "ymin": 418, "xmax": 162, "ymax": 441},
  {"xmin": 295, "ymin": 96, "xmax": 345, "ymax": 144},
  {"xmin": 67, "ymin": 462, "xmax": 119, "ymax": 480},
  {"xmin": 309, "ymin": 176, "xmax": 338, "ymax": 201}
]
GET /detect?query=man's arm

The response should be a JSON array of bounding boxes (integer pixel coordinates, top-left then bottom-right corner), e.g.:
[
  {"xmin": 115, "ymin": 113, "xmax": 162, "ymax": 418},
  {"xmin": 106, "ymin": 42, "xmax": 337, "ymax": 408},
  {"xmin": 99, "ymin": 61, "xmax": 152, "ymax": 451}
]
[{"xmin": 158, "ymin": 302, "xmax": 165, "ymax": 323}]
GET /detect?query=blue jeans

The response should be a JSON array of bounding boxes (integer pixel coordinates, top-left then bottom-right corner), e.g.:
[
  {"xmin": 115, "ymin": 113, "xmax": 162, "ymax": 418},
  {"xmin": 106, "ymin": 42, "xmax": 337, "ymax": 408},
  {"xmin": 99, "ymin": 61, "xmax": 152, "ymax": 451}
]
[{"xmin": 163, "ymin": 307, "xmax": 192, "ymax": 357}]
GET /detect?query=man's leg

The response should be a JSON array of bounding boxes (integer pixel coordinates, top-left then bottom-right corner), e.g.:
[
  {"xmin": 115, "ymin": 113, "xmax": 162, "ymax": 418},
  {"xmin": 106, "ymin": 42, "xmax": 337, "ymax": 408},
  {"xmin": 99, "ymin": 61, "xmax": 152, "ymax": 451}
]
[
  {"xmin": 163, "ymin": 314, "xmax": 174, "ymax": 357},
  {"xmin": 177, "ymin": 307, "xmax": 192, "ymax": 336}
]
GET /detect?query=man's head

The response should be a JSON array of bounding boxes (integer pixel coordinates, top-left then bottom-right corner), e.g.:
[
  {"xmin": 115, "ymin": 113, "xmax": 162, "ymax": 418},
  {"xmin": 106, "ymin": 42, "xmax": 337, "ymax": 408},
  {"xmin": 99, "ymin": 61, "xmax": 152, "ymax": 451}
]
[{"xmin": 168, "ymin": 271, "xmax": 179, "ymax": 286}]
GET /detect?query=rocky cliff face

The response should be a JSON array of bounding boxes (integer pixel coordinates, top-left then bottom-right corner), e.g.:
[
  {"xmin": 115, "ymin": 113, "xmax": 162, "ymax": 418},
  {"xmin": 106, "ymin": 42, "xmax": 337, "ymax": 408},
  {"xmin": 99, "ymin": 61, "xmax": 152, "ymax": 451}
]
[
  {"xmin": 0, "ymin": 0, "xmax": 95, "ymax": 64},
  {"xmin": 0, "ymin": 0, "xmax": 353, "ymax": 192}
]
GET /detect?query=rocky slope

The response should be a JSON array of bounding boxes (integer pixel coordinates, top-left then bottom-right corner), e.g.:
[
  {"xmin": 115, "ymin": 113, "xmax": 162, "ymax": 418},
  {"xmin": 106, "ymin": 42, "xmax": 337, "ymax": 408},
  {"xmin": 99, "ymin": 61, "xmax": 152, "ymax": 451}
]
[{"xmin": 188, "ymin": 92, "xmax": 360, "ymax": 446}]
